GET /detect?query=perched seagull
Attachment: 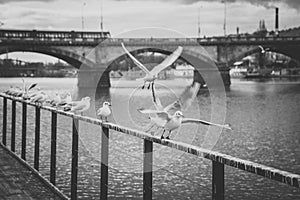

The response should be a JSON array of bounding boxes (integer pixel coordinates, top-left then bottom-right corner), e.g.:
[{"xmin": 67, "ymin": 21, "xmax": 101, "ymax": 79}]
[
  {"xmin": 48, "ymin": 93, "xmax": 62, "ymax": 107},
  {"xmin": 28, "ymin": 87, "xmax": 41, "ymax": 99},
  {"xmin": 30, "ymin": 92, "xmax": 48, "ymax": 105},
  {"xmin": 21, "ymin": 78, "xmax": 37, "ymax": 100},
  {"xmin": 68, "ymin": 97, "xmax": 91, "ymax": 115},
  {"xmin": 58, "ymin": 92, "xmax": 72, "ymax": 107},
  {"xmin": 121, "ymin": 42, "xmax": 183, "ymax": 89},
  {"xmin": 97, "ymin": 101, "xmax": 112, "ymax": 122},
  {"xmin": 138, "ymin": 83, "xmax": 232, "ymax": 139}
]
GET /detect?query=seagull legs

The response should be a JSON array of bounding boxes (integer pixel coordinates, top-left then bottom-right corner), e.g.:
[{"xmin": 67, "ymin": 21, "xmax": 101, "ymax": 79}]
[
  {"xmin": 161, "ymin": 129, "xmax": 165, "ymax": 139},
  {"xmin": 142, "ymin": 82, "xmax": 146, "ymax": 89},
  {"xmin": 165, "ymin": 130, "xmax": 172, "ymax": 140}
]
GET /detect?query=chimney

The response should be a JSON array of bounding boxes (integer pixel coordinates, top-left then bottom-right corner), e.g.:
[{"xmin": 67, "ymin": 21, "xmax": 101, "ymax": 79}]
[{"xmin": 275, "ymin": 7, "xmax": 279, "ymax": 35}]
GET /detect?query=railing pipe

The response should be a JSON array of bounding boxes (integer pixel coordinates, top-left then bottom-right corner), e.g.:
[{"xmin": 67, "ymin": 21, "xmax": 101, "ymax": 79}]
[
  {"xmin": 11, "ymin": 100, "xmax": 16, "ymax": 152},
  {"xmin": 21, "ymin": 102, "xmax": 27, "ymax": 160},
  {"xmin": 100, "ymin": 126, "xmax": 109, "ymax": 200},
  {"xmin": 34, "ymin": 106, "xmax": 40, "ymax": 170},
  {"xmin": 71, "ymin": 118, "xmax": 79, "ymax": 200},
  {"xmin": 2, "ymin": 98, "xmax": 7, "ymax": 145},
  {"xmin": 212, "ymin": 161, "xmax": 225, "ymax": 200},
  {"xmin": 50, "ymin": 112, "xmax": 57, "ymax": 185},
  {"xmin": 143, "ymin": 139, "xmax": 153, "ymax": 200}
]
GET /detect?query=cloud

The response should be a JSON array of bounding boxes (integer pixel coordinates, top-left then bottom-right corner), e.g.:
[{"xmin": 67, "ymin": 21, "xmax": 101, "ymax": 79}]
[{"xmin": 113, "ymin": 0, "xmax": 300, "ymax": 10}]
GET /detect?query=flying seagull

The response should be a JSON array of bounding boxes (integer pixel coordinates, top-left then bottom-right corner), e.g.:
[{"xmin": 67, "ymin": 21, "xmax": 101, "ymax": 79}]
[
  {"xmin": 138, "ymin": 83, "xmax": 232, "ymax": 139},
  {"xmin": 121, "ymin": 42, "xmax": 183, "ymax": 89}
]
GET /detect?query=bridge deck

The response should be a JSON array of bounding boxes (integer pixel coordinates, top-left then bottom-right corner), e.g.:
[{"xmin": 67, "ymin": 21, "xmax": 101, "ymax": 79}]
[{"xmin": 0, "ymin": 143, "xmax": 67, "ymax": 200}]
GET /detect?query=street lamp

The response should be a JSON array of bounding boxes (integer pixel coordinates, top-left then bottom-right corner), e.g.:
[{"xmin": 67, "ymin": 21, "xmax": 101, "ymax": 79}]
[
  {"xmin": 221, "ymin": 0, "xmax": 227, "ymax": 36},
  {"xmin": 81, "ymin": 2, "xmax": 86, "ymax": 31}
]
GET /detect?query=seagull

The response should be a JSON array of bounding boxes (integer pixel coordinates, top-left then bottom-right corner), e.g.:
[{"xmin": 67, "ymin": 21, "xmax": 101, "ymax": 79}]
[
  {"xmin": 138, "ymin": 83, "xmax": 232, "ymax": 139},
  {"xmin": 30, "ymin": 92, "xmax": 48, "ymax": 105},
  {"xmin": 57, "ymin": 92, "xmax": 72, "ymax": 107},
  {"xmin": 21, "ymin": 78, "xmax": 37, "ymax": 100},
  {"xmin": 68, "ymin": 97, "xmax": 91, "ymax": 115},
  {"xmin": 48, "ymin": 93, "xmax": 62, "ymax": 107},
  {"xmin": 121, "ymin": 42, "xmax": 183, "ymax": 89},
  {"xmin": 97, "ymin": 101, "xmax": 112, "ymax": 122}
]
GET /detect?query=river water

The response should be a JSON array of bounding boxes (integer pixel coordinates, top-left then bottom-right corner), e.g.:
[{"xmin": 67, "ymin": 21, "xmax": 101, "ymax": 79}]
[{"xmin": 0, "ymin": 77, "xmax": 299, "ymax": 200}]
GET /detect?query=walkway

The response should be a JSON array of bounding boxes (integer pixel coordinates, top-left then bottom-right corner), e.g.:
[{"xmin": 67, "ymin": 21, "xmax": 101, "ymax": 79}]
[{"xmin": 0, "ymin": 144, "xmax": 67, "ymax": 200}]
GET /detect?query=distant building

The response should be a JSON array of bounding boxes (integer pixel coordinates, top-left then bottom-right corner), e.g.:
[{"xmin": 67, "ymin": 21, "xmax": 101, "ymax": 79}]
[{"xmin": 173, "ymin": 64, "xmax": 194, "ymax": 78}]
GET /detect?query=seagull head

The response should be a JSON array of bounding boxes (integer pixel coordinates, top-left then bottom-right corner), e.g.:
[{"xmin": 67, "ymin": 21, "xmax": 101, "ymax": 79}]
[
  {"xmin": 103, "ymin": 101, "xmax": 111, "ymax": 107},
  {"xmin": 174, "ymin": 111, "xmax": 184, "ymax": 118},
  {"xmin": 84, "ymin": 97, "xmax": 91, "ymax": 102}
]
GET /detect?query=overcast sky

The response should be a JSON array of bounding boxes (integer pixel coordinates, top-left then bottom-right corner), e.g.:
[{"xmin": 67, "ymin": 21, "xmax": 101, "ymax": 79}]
[{"xmin": 0, "ymin": 0, "xmax": 299, "ymax": 61}]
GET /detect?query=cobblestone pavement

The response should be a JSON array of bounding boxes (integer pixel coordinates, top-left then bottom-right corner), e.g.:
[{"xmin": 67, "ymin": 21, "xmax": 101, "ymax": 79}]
[{"xmin": 0, "ymin": 144, "xmax": 67, "ymax": 200}]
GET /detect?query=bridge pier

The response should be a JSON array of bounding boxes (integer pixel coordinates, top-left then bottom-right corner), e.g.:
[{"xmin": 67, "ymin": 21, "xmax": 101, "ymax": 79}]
[
  {"xmin": 193, "ymin": 65, "xmax": 231, "ymax": 88},
  {"xmin": 77, "ymin": 68, "xmax": 111, "ymax": 96}
]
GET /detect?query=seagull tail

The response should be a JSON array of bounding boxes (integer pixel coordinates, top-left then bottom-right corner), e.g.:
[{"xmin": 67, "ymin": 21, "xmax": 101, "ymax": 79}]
[{"xmin": 223, "ymin": 123, "xmax": 233, "ymax": 130}]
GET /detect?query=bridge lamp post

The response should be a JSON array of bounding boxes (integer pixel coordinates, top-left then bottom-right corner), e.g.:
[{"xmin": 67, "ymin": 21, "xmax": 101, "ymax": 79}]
[
  {"xmin": 81, "ymin": 2, "xmax": 86, "ymax": 31},
  {"xmin": 221, "ymin": 0, "xmax": 227, "ymax": 36}
]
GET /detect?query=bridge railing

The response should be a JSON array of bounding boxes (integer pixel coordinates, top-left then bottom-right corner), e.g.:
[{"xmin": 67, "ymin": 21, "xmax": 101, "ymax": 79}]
[
  {"xmin": 1, "ymin": 29, "xmax": 300, "ymax": 45},
  {"xmin": 0, "ymin": 93, "xmax": 299, "ymax": 200}
]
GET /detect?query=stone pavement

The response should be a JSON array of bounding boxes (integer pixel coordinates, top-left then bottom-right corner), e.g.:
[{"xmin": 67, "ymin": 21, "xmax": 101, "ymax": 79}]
[{"xmin": 0, "ymin": 144, "xmax": 68, "ymax": 200}]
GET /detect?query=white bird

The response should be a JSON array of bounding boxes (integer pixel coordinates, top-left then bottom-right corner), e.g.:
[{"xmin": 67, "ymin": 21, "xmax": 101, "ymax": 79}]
[
  {"xmin": 21, "ymin": 78, "xmax": 37, "ymax": 100},
  {"xmin": 48, "ymin": 93, "xmax": 62, "ymax": 107},
  {"xmin": 69, "ymin": 97, "xmax": 91, "ymax": 115},
  {"xmin": 138, "ymin": 83, "xmax": 232, "ymax": 139},
  {"xmin": 57, "ymin": 92, "xmax": 72, "ymax": 107},
  {"xmin": 30, "ymin": 92, "xmax": 48, "ymax": 105},
  {"xmin": 121, "ymin": 42, "xmax": 183, "ymax": 89},
  {"xmin": 97, "ymin": 101, "xmax": 112, "ymax": 122}
]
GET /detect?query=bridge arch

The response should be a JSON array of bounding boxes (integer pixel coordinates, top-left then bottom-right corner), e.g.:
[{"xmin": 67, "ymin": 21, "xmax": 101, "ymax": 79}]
[
  {"xmin": 0, "ymin": 45, "xmax": 95, "ymax": 69},
  {"xmin": 229, "ymin": 45, "xmax": 300, "ymax": 66},
  {"xmin": 80, "ymin": 42, "xmax": 228, "ymax": 91}
]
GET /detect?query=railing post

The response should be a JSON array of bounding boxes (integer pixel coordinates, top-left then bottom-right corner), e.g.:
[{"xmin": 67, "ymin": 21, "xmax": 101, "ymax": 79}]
[
  {"xmin": 100, "ymin": 126, "xmax": 109, "ymax": 200},
  {"xmin": 34, "ymin": 107, "xmax": 40, "ymax": 170},
  {"xmin": 2, "ymin": 98, "xmax": 7, "ymax": 146},
  {"xmin": 11, "ymin": 100, "xmax": 16, "ymax": 152},
  {"xmin": 50, "ymin": 112, "xmax": 57, "ymax": 185},
  {"xmin": 212, "ymin": 161, "xmax": 224, "ymax": 200},
  {"xmin": 71, "ymin": 118, "xmax": 79, "ymax": 200},
  {"xmin": 21, "ymin": 102, "xmax": 27, "ymax": 160},
  {"xmin": 143, "ymin": 139, "xmax": 153, "ymax": 200}
]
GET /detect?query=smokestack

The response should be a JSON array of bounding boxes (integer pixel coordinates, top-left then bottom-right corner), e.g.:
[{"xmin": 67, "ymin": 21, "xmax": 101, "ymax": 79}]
[{"xmin": 275, "ymin": 7, "xmax": 279, "ymax": 35}]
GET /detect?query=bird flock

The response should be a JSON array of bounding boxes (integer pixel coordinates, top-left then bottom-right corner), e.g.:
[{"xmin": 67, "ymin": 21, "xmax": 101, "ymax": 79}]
[{"xmin": 2, "ymin": 44, "xmax": 232, "ymax": 140}]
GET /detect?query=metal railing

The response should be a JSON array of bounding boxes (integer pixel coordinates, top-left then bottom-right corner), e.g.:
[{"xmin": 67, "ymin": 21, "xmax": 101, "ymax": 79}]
[{"xmin": 0, "ymin": 93, "xmax": 299, "ymax": 200}]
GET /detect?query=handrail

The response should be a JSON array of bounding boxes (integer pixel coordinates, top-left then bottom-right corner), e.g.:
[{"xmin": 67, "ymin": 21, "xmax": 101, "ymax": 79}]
[
  {"xmin": 0, "ymin": 93, "xmax": 299, "ymax": 200},
  {"xmin": 1, "ymin": 28, "xmax": 300, "ymax": 45}
]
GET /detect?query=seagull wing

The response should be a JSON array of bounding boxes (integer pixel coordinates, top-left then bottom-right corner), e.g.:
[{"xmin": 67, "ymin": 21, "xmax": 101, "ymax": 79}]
[
  {"xmin": 164, "ymin": 82, "xmax": 200, "ymax": 113},
  {"xmin": 71, "ymin": 102, "xmax": 87, "ymax": 111},
  {"xmin": 182, "ymin": 118, "xmax": 232, "ymax": 130},
  {"xmin": 27, "ymin": 83, "xmax": 37, "ymax": 91},
  {"xmin": 151, "ymin": 83, "xmax": 163, "ymax": 110},
  {"xmin": 150, "ymin": 46, "xmax": 183, "ymax": 75},
  {"xmin": 138, "ymin": 108, "xmax": 171, "ymax": 121},
  {"xmin": 121, "ymin": 43, "xmax": 150, "ymax": 74}
]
